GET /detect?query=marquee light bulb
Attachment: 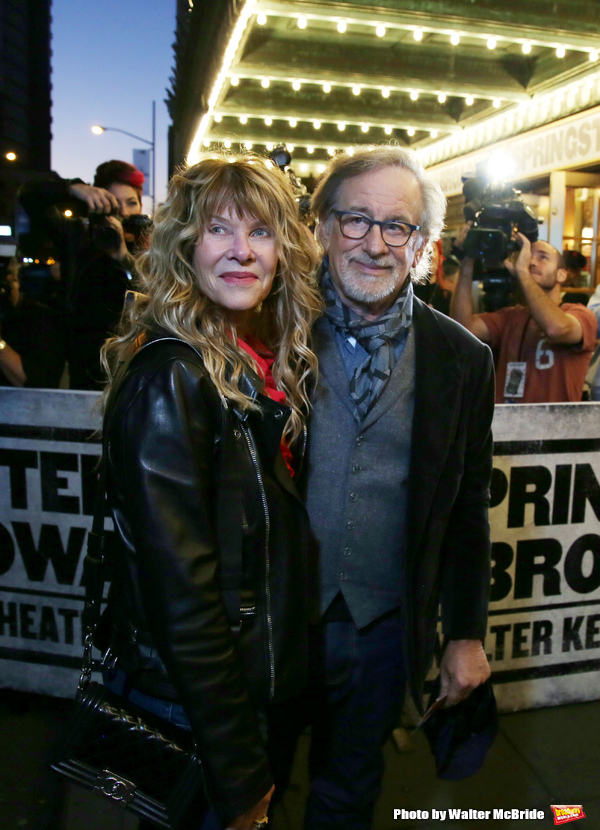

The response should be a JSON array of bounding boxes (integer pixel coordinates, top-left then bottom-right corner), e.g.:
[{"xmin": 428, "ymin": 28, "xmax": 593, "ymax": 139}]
[
  {"xmin": 337, "ymin": 20, "xmax": 347, "ymax": 33},
  {"xmin": 261, "ymin": 78, "xmax": 270, "ymax": 88},
  {"xmin": 438, "ymin": 92, "xmax": 447, "ymax": 103},
  {"xmin": 556, "ymin": 45, "xmax": 566, "ymax": 58},
  {"xmin": 376, "ymin": 24, "xmax": 386, "ymax": 38},
  {"xmin": 522, "ymin": 41, "xmax": 532, "ymax": 54},
  {"xmin": 230, "ymin": 75, "xmax": 239, "ymax": 86},
  {"xmin": 407, "ymin": 127, "xmax": 415, "ymax": 136},
  {"xmin": 361, "ymin": 123, "xmax": 369, "ymax": 132},
  {"xmin": 292, "ymin": 79, "xmax": 301, "ymax": 91},
  {"xmin": 322, "ymin": 82, "xmax": 332, "ymax": 93},
  {"xmin": 266, "ymin": 142, "xmax": 274, "ymax": 151},
  {"xmin": 384, "ymin": 125, "xmax": 392, "ymax": 135},
  {"xmin": 224, "ymin": 139, "xmax": 232, "ymax": 148},
  {"xmin": 465, "ymin": 95, "xmax": 474, "ymax": 106},
  {"xmin": 591, "ymin": 49, "xmax": 599, "ymax": 62},
  {"xmin": 493, "ymin": 98, "xmax": 501, "ymax": 108},
  {"xmin": 413, "ymin": 28, "xmax": 423, "ymax": 41},
  {"xmin": 257, "ymin": 12, "xmax": 267, "ymax": 25},
  {"xmin": 347, "ymin": 148, "xmax": 355, "ymax": 156},
  {"xmin": 203, "ymin": 139, "xmax": 210, "ymax": 147},
  {"xmin": 298, "ymin": 15, "xmax": 307, "ymax": 29},
  {"xmin": 239, "ymin": 115, "xmax": 248, "ymax": 124},
  {"xmin": 381, "ymin": 87, "xmax": 390, "ymax": 98},
  {"xmin": 287, "ymin": 143, "xmax": 294, "ymax": 152},
  {"xmin": 352, "ymin": 85, "xmax": 361, "ymax": 96},
  {"xmin": 245, "ymin": 141, "xmax": 253, "ymax": 149},
  {"xmin": 487, "ymin": 37, "xmax": 497, "ymax": 50},
  {"xmin": 410, "ymin": 90, "xmax": 419, "ymax": 101},
  {"xmin": 450, "ymin": 32, "xmax": 460, "ymax": 46},
  {"xmin": 289, "ymin": 118, "xmax": 297, "ymax": 127},
  {"xmin": 430, "ymin": 129, "xmax": 438, "ymax": 138},
  {"xmin": 313, "ymin": 119, "xmax": 322, "ymax": 129},
  {"xmin": 328, "ymin": 147, "xmax": 336, "ymax": 155},
  {"xmin": 264, "ymin": 116, "xmax": 272, "ymax": 126},
  {"xmin": 307, "ymin": 145, "xmax": 314, "ymax": 153},
  {"xmin": 214, "ymin": 114, "xmax": 222, "ymax": 122},
  {"xmin": 337, "ymin": 122, "xmax": 346, "ymax": 131}
]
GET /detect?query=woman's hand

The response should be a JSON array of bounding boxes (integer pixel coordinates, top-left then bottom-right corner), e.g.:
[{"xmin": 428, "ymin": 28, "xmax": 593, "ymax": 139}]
[{"xmin": 226, "ymin": 785, "xmax": 274, "ymax": 830}]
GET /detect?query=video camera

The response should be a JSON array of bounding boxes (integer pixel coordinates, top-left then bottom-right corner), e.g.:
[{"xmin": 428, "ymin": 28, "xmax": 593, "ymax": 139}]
[
  {"xmin": 87, "ymin": 210, "xmax": 153, "ymax": 252},
  {"xmin": 462, "ymin": 177, "xmax": 539, "ymax": 263},
  {"xmin": 461, "ymin": 174, "xmax": 540, "ymax": 310}
]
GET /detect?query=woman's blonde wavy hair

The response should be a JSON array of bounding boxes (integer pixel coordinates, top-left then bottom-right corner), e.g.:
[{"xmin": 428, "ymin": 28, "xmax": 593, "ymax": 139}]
[{"xmin": 101, "ymin": 154, "xmax": 322, "ymax": 441}]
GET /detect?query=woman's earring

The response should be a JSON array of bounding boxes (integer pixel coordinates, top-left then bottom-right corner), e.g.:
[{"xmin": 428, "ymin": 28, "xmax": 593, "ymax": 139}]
[{"xmin": 255, "ymin": 302, "xmax": 263, "ymax": 314}]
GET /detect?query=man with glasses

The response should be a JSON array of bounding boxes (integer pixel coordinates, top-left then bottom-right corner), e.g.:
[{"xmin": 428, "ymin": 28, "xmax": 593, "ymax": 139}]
[{"xmin": 276, "ymin": 147, "xmax": 494, "ymax": 829}]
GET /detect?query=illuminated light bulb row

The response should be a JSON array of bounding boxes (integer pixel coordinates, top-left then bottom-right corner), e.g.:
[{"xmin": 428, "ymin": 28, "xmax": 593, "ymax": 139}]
[
  {"xmin": 255, "ymin": 12, "xmax": 595, "ymax": 58},
  {"xmin": 214, "ymin": 113, "xmax": 441, "ymax": 135},
  {"xmin": 231, "ymin": 74, "xmax": 494, "ymax": 105},
  {"xmin": 203, "ymin": 121, "xmax": 440, "ymax": 153}
]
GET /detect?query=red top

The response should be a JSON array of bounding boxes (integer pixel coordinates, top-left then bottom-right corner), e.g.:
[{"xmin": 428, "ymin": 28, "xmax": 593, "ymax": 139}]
[
  {"xmin": 237, "ymin": 334, "xmax": 295, "ymax": 476},
  {"xmin": 478, "ymin": 303, "xmax": 597, "ymax": 403}
]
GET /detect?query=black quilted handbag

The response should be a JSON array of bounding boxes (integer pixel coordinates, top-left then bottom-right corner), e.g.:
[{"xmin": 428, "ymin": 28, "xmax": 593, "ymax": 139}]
[{"xmin": 50, "ymin": 681, "xmax": 205, "ymax": 828}]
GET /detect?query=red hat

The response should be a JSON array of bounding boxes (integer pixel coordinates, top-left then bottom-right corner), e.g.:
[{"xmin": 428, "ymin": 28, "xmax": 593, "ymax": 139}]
[{"xmin": 93, "ymin": 159, "xmax": 144, "ymax": 197}]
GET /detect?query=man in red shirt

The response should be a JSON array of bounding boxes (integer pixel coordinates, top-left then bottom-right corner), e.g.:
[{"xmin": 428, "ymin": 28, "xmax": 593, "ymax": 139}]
[{"xmin": 451, "ymin": 235, "xmax": 597, "ymax": 403}]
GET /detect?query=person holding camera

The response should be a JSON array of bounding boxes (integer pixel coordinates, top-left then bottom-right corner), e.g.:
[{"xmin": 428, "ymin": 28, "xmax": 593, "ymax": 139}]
[
  {"xmin": 451, "ymin": 231, "xmax": 597, "ymax": 403},
  {"xmin": 18, "ymin": 160, "xmax": 151, "ymax": 390},
  {"xmin": 0, "ymin": 258, "xmax": 66, "ymax": 387}
]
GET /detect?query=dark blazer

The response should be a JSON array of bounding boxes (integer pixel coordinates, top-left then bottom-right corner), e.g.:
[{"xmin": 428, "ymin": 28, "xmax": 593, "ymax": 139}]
[
  {"xmin": 405, "ymin": 298, "xmax": 494, "ymax": 707},
  {"xmin": 309, "ymin": 297, "xmax": 494, "ymax": 710}
]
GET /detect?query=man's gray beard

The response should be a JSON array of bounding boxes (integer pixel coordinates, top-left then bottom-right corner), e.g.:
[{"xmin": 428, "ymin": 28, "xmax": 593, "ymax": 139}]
[{"xmin": 339, "ymin": 265, "xmax": 404, "ymax": 303}]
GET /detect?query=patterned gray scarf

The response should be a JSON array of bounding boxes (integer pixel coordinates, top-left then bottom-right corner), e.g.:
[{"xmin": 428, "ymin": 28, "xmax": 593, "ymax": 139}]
[{"xmin": 321, "ymin": 266, "xmax": 413, "ymax": 422}]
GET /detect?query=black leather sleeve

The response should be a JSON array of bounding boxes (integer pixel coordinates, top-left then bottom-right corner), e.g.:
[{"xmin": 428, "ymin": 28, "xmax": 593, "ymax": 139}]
[{"xmin": 106, "ymin": 349, "xmax": 272, "ymax": 823}]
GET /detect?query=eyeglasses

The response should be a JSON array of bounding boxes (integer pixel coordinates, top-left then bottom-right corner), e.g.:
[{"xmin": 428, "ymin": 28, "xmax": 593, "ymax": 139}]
[{"xmin": 332, "ymin": 210, "xmax": 421, "ymax": 248}]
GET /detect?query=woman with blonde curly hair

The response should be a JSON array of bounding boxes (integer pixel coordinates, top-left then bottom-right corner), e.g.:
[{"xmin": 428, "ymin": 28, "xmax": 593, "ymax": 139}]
[{"xmin": 98, "ymin": 155, "xmax": 321, "ymax": 829}]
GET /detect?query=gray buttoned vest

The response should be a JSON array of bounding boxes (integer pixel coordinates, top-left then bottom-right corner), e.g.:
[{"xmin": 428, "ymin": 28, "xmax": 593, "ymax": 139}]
[{"xmin": 305, "ymin": 318, "xmax": 415, "ymax": 629}]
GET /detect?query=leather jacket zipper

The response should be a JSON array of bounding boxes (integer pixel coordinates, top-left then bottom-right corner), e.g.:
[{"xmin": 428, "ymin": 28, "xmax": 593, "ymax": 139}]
[{"xmin": 240, "ymin": 422, "xmax": 275, "ymax": 699}]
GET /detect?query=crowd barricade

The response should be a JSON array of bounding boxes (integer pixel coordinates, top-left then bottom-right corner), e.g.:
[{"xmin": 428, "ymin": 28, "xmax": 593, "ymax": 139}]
[{"xmin": 1, "ymin": 388, "xmax": 599, "ymax": 710}]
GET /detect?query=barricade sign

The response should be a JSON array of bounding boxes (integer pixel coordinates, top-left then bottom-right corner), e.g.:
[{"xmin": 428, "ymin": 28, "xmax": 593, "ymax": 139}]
[
  {"xmin": 1, "ymin": 389, "xmax": 599, "ymax": 709},
  {"xmin": 0, "ymin": 388, "xmax": 103, "ymax": 697}
]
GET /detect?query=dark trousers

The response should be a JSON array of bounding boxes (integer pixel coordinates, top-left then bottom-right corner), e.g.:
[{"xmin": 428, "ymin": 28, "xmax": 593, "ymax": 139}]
[{"xmin": 268, "ymin": 609, "xmax": 406, "ymax": 830}]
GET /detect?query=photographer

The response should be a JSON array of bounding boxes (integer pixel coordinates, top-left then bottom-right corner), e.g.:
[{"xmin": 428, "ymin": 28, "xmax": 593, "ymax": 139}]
[
  {"xmin": 18, "ymin": 160, "xmax": 150, "ymax": 389},
  {"xmin": 451, "ymin": 231, "xmax": 597, "ymax": 403},
  {"xmin": 0, "ymin": 259, "xmax": 66, "ymax": 387}
]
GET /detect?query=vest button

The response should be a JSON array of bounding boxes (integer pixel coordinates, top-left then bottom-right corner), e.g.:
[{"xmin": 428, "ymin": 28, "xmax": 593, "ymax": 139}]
[
  {"xmin": 346, "ymin": 521, "xmax": 355, "ymax": 530},
  {"xmin": 339, "ymin": 571, "xmax": 348, "ymax": 581},
  {"xmin": 343, "ymin": 547, "xmax": 352, "ymax": 557},
  {"xmin": 356, "ymin": 435, "xmax": 364, "ymax": 446},
  {"xmin": 352, "ymin": 465, "xmax": 361, "ymax": 473},
  {"xmin": 274, "ymin": 409, "xmax": 284, "ymax": 419},
  {"xmin": 349, "ymin": 492, "xmax": 358, "ymax": 502}
]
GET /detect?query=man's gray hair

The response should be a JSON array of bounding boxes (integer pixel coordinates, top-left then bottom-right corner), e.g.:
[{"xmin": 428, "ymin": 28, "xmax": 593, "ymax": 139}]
[{"xmin": 311, "ymin": 145, "xmax": 447, "ymax": 283}]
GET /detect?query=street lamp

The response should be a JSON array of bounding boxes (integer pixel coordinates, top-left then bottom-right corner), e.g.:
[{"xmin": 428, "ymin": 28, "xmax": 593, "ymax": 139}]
[{"xmin": 92, "ymin": 101, "xmax": 156, "ymax": 213}]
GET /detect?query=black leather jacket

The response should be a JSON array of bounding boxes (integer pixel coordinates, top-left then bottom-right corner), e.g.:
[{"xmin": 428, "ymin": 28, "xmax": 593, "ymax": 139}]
[{"xmin": 102, "ymin": 336, "xmax": 310, "ymax": 823}]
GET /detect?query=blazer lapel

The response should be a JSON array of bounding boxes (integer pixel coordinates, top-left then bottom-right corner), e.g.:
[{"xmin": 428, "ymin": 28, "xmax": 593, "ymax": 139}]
[
  {"xmin": 407, "ymin": 300, "xmax": 465, "ymax": 558},
  {"xmin": 312, "ymin": 316, "xmax": 355, "ymax": 417}
]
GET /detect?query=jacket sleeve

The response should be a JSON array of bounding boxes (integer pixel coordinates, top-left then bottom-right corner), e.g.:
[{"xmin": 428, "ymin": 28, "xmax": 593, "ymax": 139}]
[
  {"xmin": 107, "ymin": 355, "xmax": 272, "ymax": 823},
  {"xmin": 440, "ymin": 342, "xmax": 495, "ymax": 640}
]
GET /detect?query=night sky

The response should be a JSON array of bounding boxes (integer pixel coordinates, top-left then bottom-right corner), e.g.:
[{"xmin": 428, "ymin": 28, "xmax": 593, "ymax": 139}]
[{"xmin": 50, "ymin": 0, "xmax": 176, "ymax": 212}]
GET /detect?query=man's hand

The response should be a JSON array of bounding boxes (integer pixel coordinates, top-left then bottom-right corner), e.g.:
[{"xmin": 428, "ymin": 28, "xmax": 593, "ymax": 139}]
[
  {"xmin": 508, "ymin": 232, "xmax": 532, "ymax": 280},
  {"xmin": 68, "ymin": 182, "xmax": 118, "ymax": 214},
  {"xmin": 439, "ymin": 639, "xmax": 491, "ymax": 708},
  {"xmin": 226, "ymin": 785, "xmax": 274, "ymax": 830}
]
